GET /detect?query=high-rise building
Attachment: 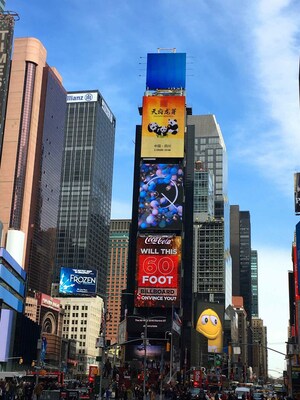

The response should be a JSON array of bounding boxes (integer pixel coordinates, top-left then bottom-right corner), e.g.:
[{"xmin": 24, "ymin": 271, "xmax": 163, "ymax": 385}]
[
  {"xmin": 230, "ymin": 206, "xmax": 253, "ymax": 319},
  {"xmin": 0, "ymin": 1, "xmax": 6, "ymax": 12},
  {"xmin": 54, "ymin": 91, "xmax": 116, "ymax": 297},
  {"xmin": 252, "ymin": 317, "xmax": 268, "ymax": 381},
  {"xmin": 106, "ymin": 219, "xmax": 130, "ymax": 345},
  {"xmin": 188, "ymin": 114, "xmax": 232, "ymax": 308},
  {"xmin": 58, "ymin": 296, "xmax": 104, "ymax": 376},
  {"xmin": 251, "ymin": 250, "xmax": 259, "ymax": 318},
  {"xmin": 0, "ymin": 38, "xmax": 66, "ymax": 295}
]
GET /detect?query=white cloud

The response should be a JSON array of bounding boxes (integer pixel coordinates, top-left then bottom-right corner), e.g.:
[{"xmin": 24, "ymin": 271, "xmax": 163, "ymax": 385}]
[
  {"xmin": 231, "ymin": 0, "xmax": 300, "ymax": 195},
  {"xmin": 257, "ymin": 245, "xmax": 291, "ymax": 375}
]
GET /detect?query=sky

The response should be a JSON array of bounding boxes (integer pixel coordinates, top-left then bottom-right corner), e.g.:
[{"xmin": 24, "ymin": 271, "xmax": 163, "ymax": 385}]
[{"xmin": 6, "ymin": 0, "xmax": 300, "ymax": 379}]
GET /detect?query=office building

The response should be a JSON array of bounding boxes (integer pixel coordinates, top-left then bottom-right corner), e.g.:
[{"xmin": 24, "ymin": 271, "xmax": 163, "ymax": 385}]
[
  {"xmin": 230, "ymin": 207, "xmax": 252, "ymax": 320},
  {"xmin": 0, "ymin": 11, "xmax": 15, "ymax": 161},
  {"xmin": 54, "ymin": 91, "xmax": 116, "ymax": 297},
  {"xmin": 188, "ymin": 114, "xmax": 232, "ymax": 308},
  {"xmin": 251, "ymin": 250, "xmax": 259, "ymax": 318},
  {"xmin": 59, "ymin": 296, "xmax": 104, "ymax": 376},
  {"xmin": 106, "ymin": 219, "xmax": 130, "ymax": 345},
  {"xmin": 0, "ymin": 38, "xmax": 67, "ymax": 296},
  {"xmin": 252, "ymin": 317, "xmax": 268, "ymax": 381}
]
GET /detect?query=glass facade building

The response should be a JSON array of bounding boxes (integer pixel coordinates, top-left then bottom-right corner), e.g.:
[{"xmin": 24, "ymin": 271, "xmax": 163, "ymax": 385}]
[
  {"xmin": 55, "ymin": 91, "xmax": 116, "ymax": 297},
  {"xmin": 27, "ymin": 66, "xmax": 67, "ymax": 294},
  {"xmin": 188, "ymin": 114, "xmax": 232, "ymax": 308},
  {"xmin": 251, "ymin": 249, "xmax": 259, "ymax": 318}
]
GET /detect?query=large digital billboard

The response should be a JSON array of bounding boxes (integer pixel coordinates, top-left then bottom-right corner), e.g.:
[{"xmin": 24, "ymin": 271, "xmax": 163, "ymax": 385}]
[
  {"xmin": 295, "ymin": 173, "xmax": 300, "ymax": 215},
  {"xmin": 194, "ymin": 300, "xmax": 224, "ymax": 354},
  {"xmin": 59, "ymin": 267, "xmax": 97, "ymax": 295},
  {"xmin": 146, "ymin": 53, "xmax": 186, "ymax": 90},
  {"xmin": 138, "ymin": 163, "xmax": 183, "ymax": 230},
  {"xmin": 141, "ymin": 96, "xmax": 185, "ymax": 158},
  {"xmin": 134, "ymin": 234, "xmax": 181, "ymax": 308}
]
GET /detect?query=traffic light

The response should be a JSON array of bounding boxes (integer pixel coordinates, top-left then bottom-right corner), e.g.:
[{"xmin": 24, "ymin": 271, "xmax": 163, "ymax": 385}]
[
  {"xmin": 19, "ymin": 357, "xmax": 23, "ymax": 365},
  {"xmin": 31, "ymin": 361, "xmax": 35, "ymax": 367},
  {"xmin": 166, "ymin": 342, "xmax": 170, "ymax": 352}
]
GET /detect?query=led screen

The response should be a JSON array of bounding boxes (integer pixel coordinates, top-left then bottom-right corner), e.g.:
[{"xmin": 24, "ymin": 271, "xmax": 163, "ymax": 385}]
[
  {"xmin": 194, "ymin": 300, "xmax": 224, "ymax": 354},
  {"xmin": 141, "ymin": 96, "xmax": 185, "ymax": 158},
  {"xmin": 146, "ymin": 53, "xmax": 186, "ymax": 90},
  {"xmin": 138, "ymin": 163, "xmax": 183, "ymax": 230},
  {"xmin": 135, "ymin": 234, "xmax": 181, "ymax": 308},
  {"xmin": 59, "ymin": 267, "xmax": 97, "ymax": 295},
  {"xmin": 295, "ymin": 173, "xmax": 300, "ymax": 215}
]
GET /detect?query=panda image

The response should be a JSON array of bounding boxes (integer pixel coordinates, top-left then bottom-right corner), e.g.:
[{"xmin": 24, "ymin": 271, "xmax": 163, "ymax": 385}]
[
  {"xmin": 148, "ymin": 122, "xmax": 159, "ymax": 133},
  {"xmin": 156, "ymin": 125, "xmax": 168, "ymax": 137},
  {"xmin": 167, "ymin": 119, "xmax": 179, "ymax": 135}
]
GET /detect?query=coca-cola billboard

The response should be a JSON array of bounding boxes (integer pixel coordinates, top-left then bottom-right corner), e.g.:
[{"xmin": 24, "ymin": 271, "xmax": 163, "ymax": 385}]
[{"xmin": 135, "ymin": 234, "xmax": 181, "ymax": 308}]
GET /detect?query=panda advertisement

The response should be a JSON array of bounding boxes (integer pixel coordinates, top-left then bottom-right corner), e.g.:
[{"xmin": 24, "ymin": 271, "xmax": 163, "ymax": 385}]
[
  {"xmin": 141, "ymin": 95, "xmax": 185, "ymax": 158},
  {"xmin": 134, "ymin": 234, "xmax": 181, "ymax": 308}
]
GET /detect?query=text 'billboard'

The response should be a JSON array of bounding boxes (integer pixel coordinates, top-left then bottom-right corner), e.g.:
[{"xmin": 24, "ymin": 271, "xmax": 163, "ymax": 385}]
[{"xmin": 135, "ymin": 234, "xmax": 181, "ymax": 308}]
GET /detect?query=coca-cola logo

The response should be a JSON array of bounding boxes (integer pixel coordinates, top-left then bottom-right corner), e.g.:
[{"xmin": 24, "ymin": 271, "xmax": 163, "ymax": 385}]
[{"xmin": 144, "ymin": 236, "xmax": 172, "ymax": 245}]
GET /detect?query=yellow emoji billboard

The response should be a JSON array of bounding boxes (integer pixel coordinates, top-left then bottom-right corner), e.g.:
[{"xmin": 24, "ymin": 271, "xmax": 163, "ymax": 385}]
[{"xmin": 195, "ymin": 302, "xmax": 224, "ymax": 353}]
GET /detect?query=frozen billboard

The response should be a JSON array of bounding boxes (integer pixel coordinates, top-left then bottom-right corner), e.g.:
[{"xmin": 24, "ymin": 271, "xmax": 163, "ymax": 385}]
[
  {"xmin": 141, "ymin": 96, "xmax": 185, "ymax": 158},
  {"xmin": 59, "ymin": 267, "xmax": 97, "ymax": 295},
  {"xmin": 134, "ymin": 234, "xmax": 181, "ymax": 308}
]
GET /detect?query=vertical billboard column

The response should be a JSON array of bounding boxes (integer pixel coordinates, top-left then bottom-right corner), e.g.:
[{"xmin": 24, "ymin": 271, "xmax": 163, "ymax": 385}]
[
  {"xmin": 0, "ymin": 14, "xmax": 15, "ymax": 160},
  {"xmin": 134, "ymin": 234, "xmax": 182, "ymax": 308}
]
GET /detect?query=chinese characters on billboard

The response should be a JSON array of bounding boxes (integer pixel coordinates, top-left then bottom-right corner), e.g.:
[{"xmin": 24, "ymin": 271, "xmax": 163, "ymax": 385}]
[
  {"xmin": 141, "ymin": 96, "xmax": 185, "ymax": 158},
  {"xmin": 59, "ymin": 267, "xmax": 97, "ymax": 295},
  {"xmin": 138, "ymin": 163, "xmax": 183, "ymax": 230},
  {"xmin": 134, "ymin": 234, "xmax": 181, "ymax": 308}
]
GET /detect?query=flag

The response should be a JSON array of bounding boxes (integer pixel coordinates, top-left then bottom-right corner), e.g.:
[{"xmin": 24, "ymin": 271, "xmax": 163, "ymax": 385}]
[{"xmin": 172, "ymin": 309, "xmax": 182, "ymax": 335}]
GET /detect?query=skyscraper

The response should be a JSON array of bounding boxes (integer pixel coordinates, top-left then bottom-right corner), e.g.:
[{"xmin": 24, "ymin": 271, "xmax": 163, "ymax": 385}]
[
  {"xmin": 54, "ymin": 91, "xmax": 116, "ymax": 297},
  {"xmin": 0, "ymin": 1, "xmax": 5, "ymax": 12},
  {"xmin": 251, "ymin": 249, "xmax": 259, "ymax": 318},
  {"xmin": 0, "ymin": 38, "xmax": 66, "ymax": 295},
  {"xmin": 106, "ymin": 219, "xmax": 130, "ymax": 345},
  {"xmin": 187, "ymin": 114, "xmax": 232, "ymax": 308}
]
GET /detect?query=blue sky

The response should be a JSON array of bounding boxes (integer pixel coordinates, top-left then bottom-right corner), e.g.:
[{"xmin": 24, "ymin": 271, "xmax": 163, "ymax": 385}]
[{"xmin": 6, "ymin": 0, "xmax": 300, "ymax": 377}]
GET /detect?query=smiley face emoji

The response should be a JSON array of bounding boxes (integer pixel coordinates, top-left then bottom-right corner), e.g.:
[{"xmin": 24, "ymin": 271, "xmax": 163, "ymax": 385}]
[{"xmin": 196, "ymin": 308, "xmax": 222, "ymax": 340}]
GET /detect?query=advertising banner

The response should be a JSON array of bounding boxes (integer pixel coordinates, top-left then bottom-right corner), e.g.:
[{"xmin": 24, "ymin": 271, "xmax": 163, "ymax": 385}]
[
  {"xmin": 146, "ymin": 53, "xmax": 186, "ymax": 90},
  {"xmin": 194, "ymin": 300, "xmax": 224, "ymax": 353},
  {"xmin": 141, "ymin": 96, "xmax": 185, "ymax": 158},
  {"xmin": 138, "ymin": 163, "xmax": 183, "ymax": 230},
  {"xmin": 134, "ymin": 234, "xmax": 181, "ymax": 307},
  {"xmin": 296, "ymin": 223, "xmax": 300, "ymax": 298},
  {"xmin": 59, "ymin": 267, "xmax": 97, "ymax": 295},
  {"xmin": 295, "ymin": 173, "xmax": 300, "ymax": 215},
  {"xmin": 36, "ymin": 293, "xmax": 60, "ymax": 312}
]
